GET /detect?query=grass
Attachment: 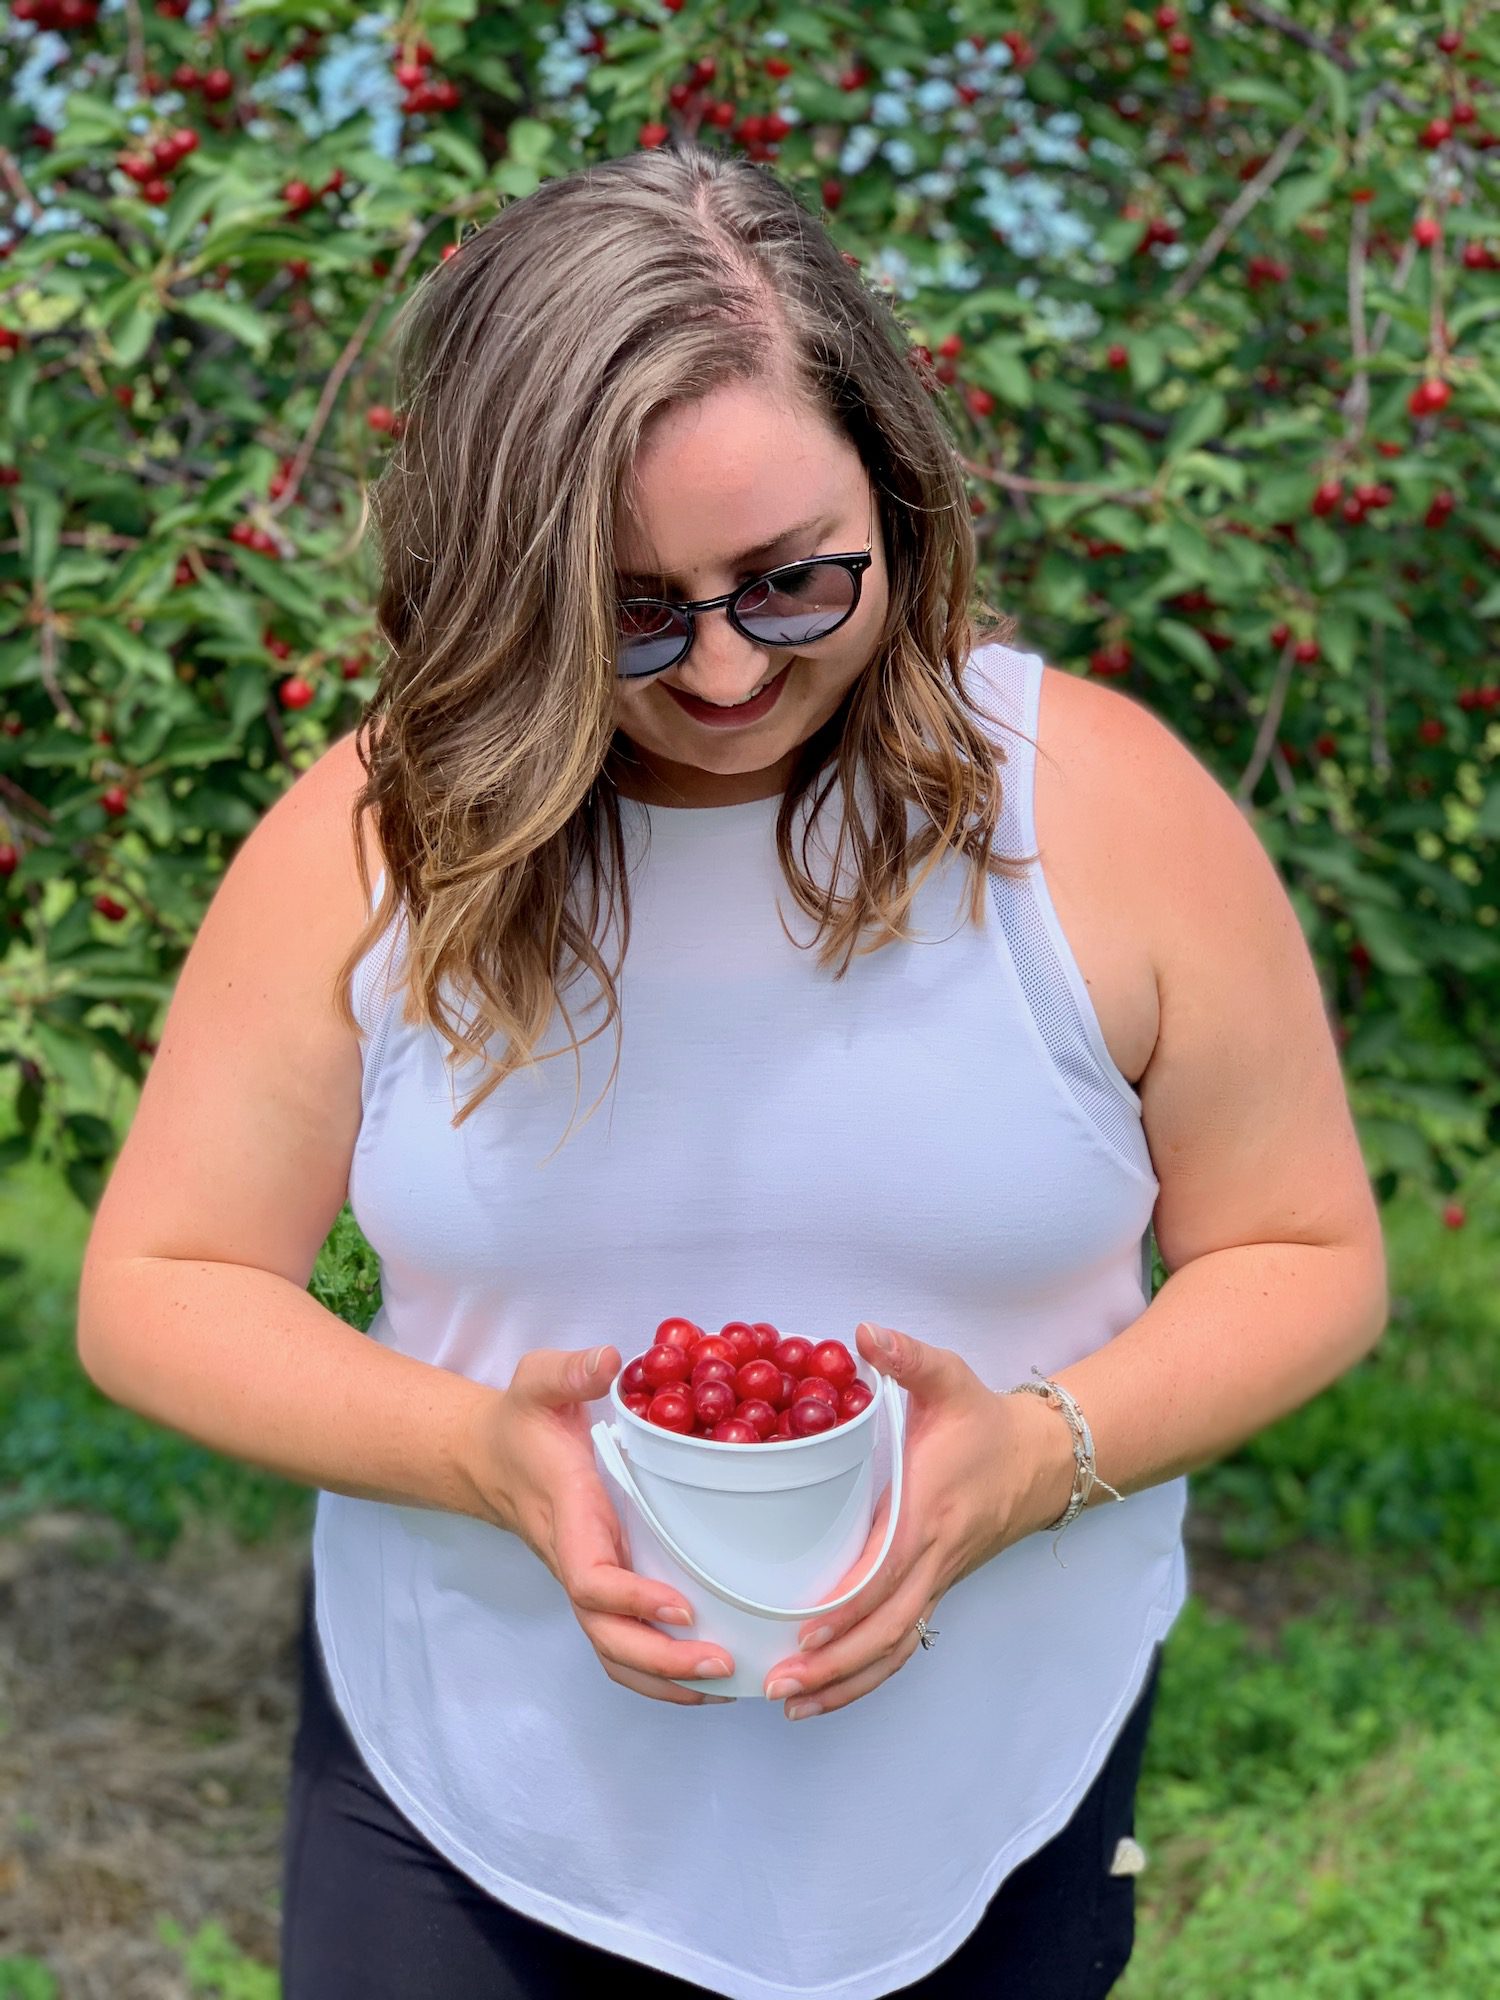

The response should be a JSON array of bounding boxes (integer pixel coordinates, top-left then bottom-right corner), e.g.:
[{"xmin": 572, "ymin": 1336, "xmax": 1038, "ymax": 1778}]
[{"xmin": 2, "ymin": 1148, "xmax": 1496, "ymax": 1995}]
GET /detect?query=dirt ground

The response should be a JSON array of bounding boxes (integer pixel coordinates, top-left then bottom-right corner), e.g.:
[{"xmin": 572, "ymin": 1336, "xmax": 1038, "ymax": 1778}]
[{"xmin": 0, "ymin": 1503, "xmax": 1444, "ymax": 1999}]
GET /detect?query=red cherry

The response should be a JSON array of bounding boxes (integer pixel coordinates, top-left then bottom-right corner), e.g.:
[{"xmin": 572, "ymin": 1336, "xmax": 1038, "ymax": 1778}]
[
  {"xmin": 965, "ymin": 386, "xmax": 996, "ymax": 418},
  {"xmin": 840, "ymin": 1380, "xmax": 875, "ymax": 1422},
  {"xmin": 639, "ymin": 122, "xmax": 670, "ymax": 148},
  {"xmin": 734, "ymin": 1398, "xmax": 778, "ymax": 1440},
  {"xmin": 1418, "ymin": 718, "xmax": 1445, "ymax": 745},
  {"xmin": 774, "ymin": 1370, "xmax": 797, "ymax": 1411},
  {"xmin": 0, "ymin": 844, "xmax": 18, "ymax": 877},
  {"xmin": 1413, "ymin": 218, "xmax": 1441, "ymax": 248},
  {"xmin": 621, "ymin": 1356, "xmax": 650, "ymax": 1396},
  {"xmin": 100, "ymin": 785, "xmax": 128, "ymax": 816},
  {"xmin": 93, "ymin": 894, "xmax": 128, "ymax": 922},
  {"xmin": 719, "ymin": 1322, "xmax": 759, "ymax": 1365},
  {"xmin": 1442, "ymin": 1202, "xmax": 1466, "ymax": 1229},
  {"xmin": 689, "ymin": 1334, "xmax": 736, "ymax": 1367},
  {"xmin": 641, "ymin": 1343, "xmax": 693, "ymax": 1389},
  {"xmin": 278, "ymin": 675, "xmax": 315, "ymax": 709},
  {"xmin": 648, "ymin": 1389, "xmax": 695, "ymax": 1434},
  {"xmin": 694, "ymin": 1379, "xmax": 736, "ymax": 1429},
  {"xmin": 201, "ymin": 67, "xmax": 233, "ymax": 102},
  {"xmin": 711, "ymin": 1419, "xmax": 760, "ymax": 1444},
  {"xmin": 690, "ymin": 1356, "xmax": 737, "ymax": 1391},
  {"xmin": 773, "ymin": 1409, "xmax": 798, "ymax": 1439},
  {"xmin": 805, "ymin": 1341, "xmax": 857, "ymax": 1393},
  {"xmin": 749, "ymin": 1324, "xmax": 780, "ymax": 1360},
  {"xmin": 771, "ymin": 1337, "xmax": 814, "ymax": 1376},
  {"xmin": 1293, "ymin": 639, "xmax": 1321, "ymax": 665},
  {"xmin": 794, "ymin": 1376, "xmax": 840, "ymax": 1412},
  {"xmin": 789, "ymin": 1397, "xmax": 838, "ymax": 1437},
  {"xmin": 734, "ymin": 1358, "xmax": 783, "ymax": 1403},
  {"xmin": 623, "ymin": 1392, "xmax": 653, "ymax": 1419},
  {"xmin": 655, "ymin": 1317, "xmax": 703, "ymax": 1350}
]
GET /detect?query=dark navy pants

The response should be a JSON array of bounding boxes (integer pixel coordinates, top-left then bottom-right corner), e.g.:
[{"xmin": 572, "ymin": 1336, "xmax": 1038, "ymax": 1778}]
[{"xmin": 280, "ymin": 1571, "xmax": 1162, "ymax": 1998}]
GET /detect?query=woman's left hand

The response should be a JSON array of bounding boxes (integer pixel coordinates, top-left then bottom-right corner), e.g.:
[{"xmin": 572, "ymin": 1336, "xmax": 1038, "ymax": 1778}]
[{"xmin": 761, "ymin": 1322, "xmax": 1070, "ymax": 1721}]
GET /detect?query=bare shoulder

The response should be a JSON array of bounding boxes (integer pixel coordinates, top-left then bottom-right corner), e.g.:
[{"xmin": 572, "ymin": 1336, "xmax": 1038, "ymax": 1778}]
[
  {"xmin": 249, "ymin": 727, "xmax": 382, "ymax": 886},
  {"xmin": 1035, "ymin": 664, "xmax": 1264, "ymax": 974}
]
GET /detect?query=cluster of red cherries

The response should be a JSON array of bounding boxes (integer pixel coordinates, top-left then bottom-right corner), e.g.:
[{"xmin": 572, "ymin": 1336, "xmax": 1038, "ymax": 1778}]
[{"xmin": 618, "ymin": 1319, "xmax": 873, "ymax": 1443}]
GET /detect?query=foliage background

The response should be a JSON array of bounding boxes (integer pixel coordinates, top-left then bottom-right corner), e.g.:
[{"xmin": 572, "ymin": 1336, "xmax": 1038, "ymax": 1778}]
[{"xmin": 1, "ymin": 1, "xmax": 1497, "ymax": 1994}]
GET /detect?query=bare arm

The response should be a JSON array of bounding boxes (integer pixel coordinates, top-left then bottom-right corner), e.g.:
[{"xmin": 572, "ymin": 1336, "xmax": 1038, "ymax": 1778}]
[{"xmin": 76, "ymin": 732, "xmax": 504, "ymax": 1527}]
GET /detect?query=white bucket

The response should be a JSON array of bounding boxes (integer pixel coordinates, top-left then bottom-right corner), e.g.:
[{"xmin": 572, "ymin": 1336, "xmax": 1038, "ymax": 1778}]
[{"xmin": 591, "ymin": 1359, "xmax": 906, "ymax": 1699}]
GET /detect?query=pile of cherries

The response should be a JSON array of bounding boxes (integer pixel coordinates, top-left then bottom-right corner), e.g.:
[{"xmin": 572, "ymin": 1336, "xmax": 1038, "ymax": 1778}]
[{"xmin": 618, "ymin": 1318, "xmax": 873, "ymax": 1443}]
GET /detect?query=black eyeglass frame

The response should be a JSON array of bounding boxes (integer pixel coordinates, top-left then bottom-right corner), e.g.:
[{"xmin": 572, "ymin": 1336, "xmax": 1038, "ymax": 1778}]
[{"xmin": 613, "ymin": 507, "xmax": 877, "ymax": 681}]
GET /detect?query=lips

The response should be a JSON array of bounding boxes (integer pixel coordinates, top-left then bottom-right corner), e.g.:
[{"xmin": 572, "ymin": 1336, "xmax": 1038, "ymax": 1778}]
[{"xmin": 662, "ymin": 660, "xmax": 793, "ymax": 729}]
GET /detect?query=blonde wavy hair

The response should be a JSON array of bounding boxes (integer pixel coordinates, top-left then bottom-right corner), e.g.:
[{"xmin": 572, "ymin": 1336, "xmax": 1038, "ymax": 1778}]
[{"xmin": 336, "ymin": 139, "xmax": 1038, "ymax": 1129}]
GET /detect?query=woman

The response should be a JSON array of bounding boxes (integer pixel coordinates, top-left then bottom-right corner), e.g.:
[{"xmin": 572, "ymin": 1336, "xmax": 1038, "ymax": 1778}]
[{"xmin": 77, "ymin": 142, "xmax": 1387, "ymax": 1999}]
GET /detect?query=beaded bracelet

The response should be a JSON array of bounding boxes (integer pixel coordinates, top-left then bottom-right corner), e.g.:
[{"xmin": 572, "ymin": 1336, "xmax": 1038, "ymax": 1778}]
[{"xmin": 1006, "ymin": 1367, "xmax": 1123, "ymax": 1567}]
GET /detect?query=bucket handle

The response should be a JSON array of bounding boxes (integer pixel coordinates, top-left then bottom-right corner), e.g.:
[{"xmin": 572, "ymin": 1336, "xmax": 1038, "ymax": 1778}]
[{"xmin": 590, "ymin": 1372, "xmax": 906, "ymax": 1621}]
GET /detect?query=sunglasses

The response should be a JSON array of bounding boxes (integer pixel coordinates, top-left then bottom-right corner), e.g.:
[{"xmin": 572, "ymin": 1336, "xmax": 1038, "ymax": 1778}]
[{"xmin": 614, "ymin": 498, "xmax": 876, "ymax": 681}]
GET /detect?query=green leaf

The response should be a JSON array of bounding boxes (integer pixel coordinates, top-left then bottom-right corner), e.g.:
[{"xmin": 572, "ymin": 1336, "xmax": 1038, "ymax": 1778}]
[
  {"xmin": 1157, "ymin": 619, "xmax": 1221, "ymax": 678},
  {"xmin": 504, "ymin": 117, "xmax": 556, "ymax": 172},
  {"xmin": 27, "ymin": 490, "xmax": 62, "ymax": 586},
  {"xmin": 105, "ymin": 293, "xmax": 161, "ymax": 369},
  {"xmin": 427, "ymin": 128, "xmax": 489, "ymax": 183},
  {"xmin": 1272, "ymin": 169, "xmax": 1336, "ymax": 237},
  {"xmin": 32, "ymin": 1019, "xmax": 102, "ymax": 1102},
  {"xmin": 968, "ymin": 341, "xmax": 1032, "ymax": 408},
  {"xmin": 1164, "ymin": 392, "xmax": 1230, "ymax": 464},
  {"xmin": 1310, "ymin": 55, "xmax": 1350, "ymax": 133},
  {"xmin": 1127, "ymin": 335, "xmax": 1166, "ymax": 393},
  {"xmin": 72, "ymin": 619, "xmax": 176, "ymax": 686},
  {"xmin": 1216, "ymin": 77, "xmax": 1303, "ymax": 117},
  {"xmin": 1476, "ymin": 787, "xmax": 1500, "ymax": 841},
  {"xmin": 1318, "ymin": 606, "xmax": 1360, "ymax": 677},
  {"xmin": 1353, "ymin": 906, "xmax": 1426, "ymax": 977},
  {"xmin": 174, "ymin": 290, "xmax": 276, "ymax": 359},
  {"xmin": 1161, "ymin": 515, "xmax": 1217, "ymax": 579}
]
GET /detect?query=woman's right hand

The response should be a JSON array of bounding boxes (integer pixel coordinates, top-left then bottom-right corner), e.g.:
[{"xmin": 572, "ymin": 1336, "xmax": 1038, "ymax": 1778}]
[{"xmin": 474, "ymin": 1343, "xmax": 737, "ymax": 1705}]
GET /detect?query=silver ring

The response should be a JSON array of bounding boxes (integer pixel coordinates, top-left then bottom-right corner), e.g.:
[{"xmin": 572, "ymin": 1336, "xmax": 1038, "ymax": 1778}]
[{"xmin": 915, "ymin": 1616, "xmax": 939, "ymax": 1651}]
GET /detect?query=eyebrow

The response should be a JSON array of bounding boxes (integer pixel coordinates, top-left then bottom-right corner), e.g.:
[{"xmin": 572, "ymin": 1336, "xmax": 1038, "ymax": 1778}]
[{"xmin": 617, "ymin": 513, "xmax": 833, "ymax": 589}]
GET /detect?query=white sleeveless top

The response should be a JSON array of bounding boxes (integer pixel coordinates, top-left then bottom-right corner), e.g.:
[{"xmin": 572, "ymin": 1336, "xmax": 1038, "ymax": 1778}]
[{"xmin": 312, "ymin": 640, "xmax": 1189, "ymax": 2000}]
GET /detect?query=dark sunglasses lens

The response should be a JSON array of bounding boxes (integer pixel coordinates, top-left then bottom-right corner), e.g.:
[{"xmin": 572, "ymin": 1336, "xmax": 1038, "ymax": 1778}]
[
  {"xmin": 736, "ymin": 562, "xmax": 857, "ymax": 648},
  {"xmin": 615, "ymin": 562, "xmax": 858, "ymax": 678},
  {"xmin": 617, "ymin": 602, "xmax": 690, "ymax": 678}
]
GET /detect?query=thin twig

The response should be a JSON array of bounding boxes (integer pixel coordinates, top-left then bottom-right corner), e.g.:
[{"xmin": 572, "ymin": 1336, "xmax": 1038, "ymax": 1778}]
[
  {"xmin": 1235, "ymin": 638, "xmax": 1300, "ymax": 806},
  {"xmin": 38, "ymin": 621, "xmax": 84, "ymax": 732},
  {"xmin": 956, "ymin": 454, "xmax": 1155, "ymax": 505},
  {"xmin": 1163, "ymin": 94, "xmax": 1327, "ymax": 308},
  {"xmin": 268, "ymin": 222, "xmax": 435, "ymax": 519},
  {"xmin": 1368, "ymin": 624, "xmax": 1390, "ymax": 777},
  {"xmin": 0, "ymin": 144, "xmax": 43, "ymax": 226},
  {"xmin": 121, "ymin": 0, "xmax": 148, "ymax": 97}
]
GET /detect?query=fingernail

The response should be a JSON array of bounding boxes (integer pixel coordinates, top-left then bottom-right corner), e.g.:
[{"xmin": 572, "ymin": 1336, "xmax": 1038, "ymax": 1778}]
[
  {"xmin": 801, "ymin": 1626, "xmax": 832, "ymax": 1651},
  {"xmin": 586, "ymin": 1345, "xmax": 606, "ymax": 1373},
  {"xmin": 787, "ymin": 1700, "xmax": 822, "ymax": 1721},
  {"xmin": 695, "ymin": 1659, "xmax": 732, "ymax": 1678},
  {"xmin": 701, "ymin": 1694, "xmax": 736, "ymax": 1704},
  {"xmin": 765, "ymin": 1676, "xmax": 803, "ymax": 1700},
  {"xmin": 862, "ymin": 1322, "xmax": 894, "ymax": 1353},
  {"xmin": 657, "ymin": 1605, "xmax": 692, "ymax": 1625}
]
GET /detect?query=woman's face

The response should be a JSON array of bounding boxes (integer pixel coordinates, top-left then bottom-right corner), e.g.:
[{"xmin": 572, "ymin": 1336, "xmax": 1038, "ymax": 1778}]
[{"xmin": 610, "ymin": 380, "xmax": 890, "ymax": 808}]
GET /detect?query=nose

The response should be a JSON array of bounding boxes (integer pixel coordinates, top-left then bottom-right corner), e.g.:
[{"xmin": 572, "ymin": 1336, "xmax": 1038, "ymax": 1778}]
[{"xmin": 671, "ymin": 604, "xmax": 777, "ymax": 704}]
